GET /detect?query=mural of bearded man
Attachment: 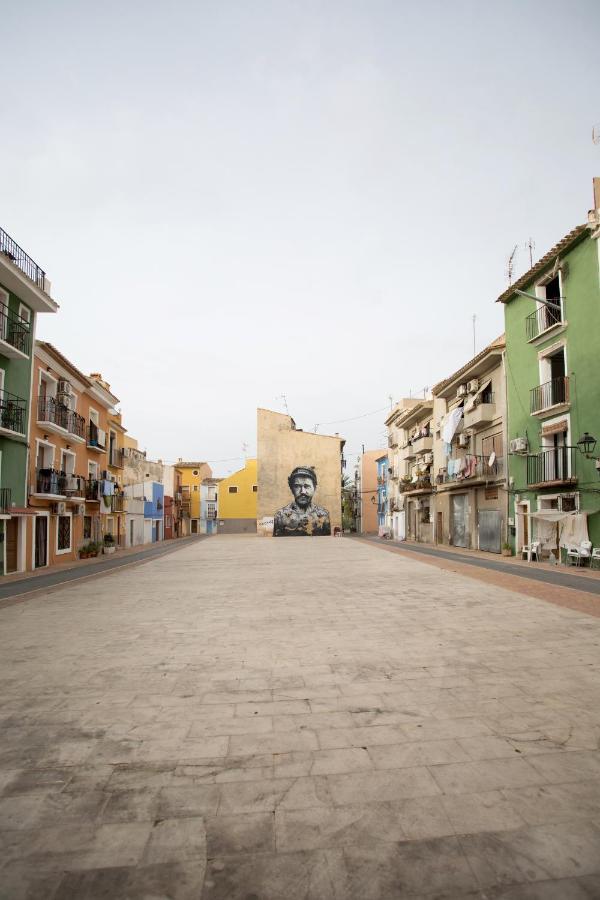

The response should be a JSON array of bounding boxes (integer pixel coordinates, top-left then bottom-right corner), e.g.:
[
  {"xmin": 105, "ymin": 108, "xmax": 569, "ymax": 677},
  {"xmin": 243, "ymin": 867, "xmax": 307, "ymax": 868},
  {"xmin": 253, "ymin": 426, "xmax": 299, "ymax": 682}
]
[{"xmin": 273, "ymin": 466, "xmax": 331, "ymax": 536}]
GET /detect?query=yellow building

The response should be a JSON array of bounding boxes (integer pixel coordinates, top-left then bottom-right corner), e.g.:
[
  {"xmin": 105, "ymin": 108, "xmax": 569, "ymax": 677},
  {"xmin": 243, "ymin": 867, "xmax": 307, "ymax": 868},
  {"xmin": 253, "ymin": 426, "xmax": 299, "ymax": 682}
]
[
  {"xmin": 217, "ymin": 459, "xmax": 257, "ymax": 534},
  {"xmin": 177, "ymin": 461, "xmax": 212, "ymax": 534}
]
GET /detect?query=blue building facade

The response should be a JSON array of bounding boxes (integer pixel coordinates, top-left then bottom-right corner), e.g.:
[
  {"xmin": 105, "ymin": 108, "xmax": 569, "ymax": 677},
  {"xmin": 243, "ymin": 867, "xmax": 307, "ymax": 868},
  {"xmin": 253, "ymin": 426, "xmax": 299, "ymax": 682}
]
[
  {"xmin": 144, "ymin": 481, "xmax": 164, "ymax": 543},
  {"xmin": 376, "ymin": 455, "xmax": 388, "ymax": 531}
]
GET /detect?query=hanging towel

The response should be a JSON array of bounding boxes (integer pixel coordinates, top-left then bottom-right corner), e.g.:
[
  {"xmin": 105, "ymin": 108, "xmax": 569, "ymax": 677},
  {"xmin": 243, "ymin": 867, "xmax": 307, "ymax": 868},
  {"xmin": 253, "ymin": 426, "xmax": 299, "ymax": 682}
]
[
  {"xmin": 102, "ymin": 479, "xmax": 115, "ymax": 496},
  {"xmin": 442, "ymin": 408, "xmax": 463, "ymax": 444}
]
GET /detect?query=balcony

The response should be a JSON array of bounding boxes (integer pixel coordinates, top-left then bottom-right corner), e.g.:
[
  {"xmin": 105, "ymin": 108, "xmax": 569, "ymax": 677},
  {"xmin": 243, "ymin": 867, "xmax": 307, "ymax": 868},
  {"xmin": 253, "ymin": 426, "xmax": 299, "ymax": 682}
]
[
  {"xmin": 87, "ymin": 422, "xmax": 106, "ymax": 452},
  {"xmin": 530, "ymin": 377, "xmax": 569, "ymax": 415},
  {"xmin": 110, "ymin": 493, "xmax": 127, "ymax": 513},
  {"xmin": 35, "ymin": 468, "xmax": 67, "ymax": 498},
  {"xmin": 0, "ymin": 487, "xmax": 11, "ymax": 514},
  {"xmin": 0, "ymin": 226, "xmax": 46, "ymax": 290},
  {"xmin": 437, "ymin": 454, "xmax": 504, "ymax": 487},
  {"xmin": 399, "ymin": 476, "xmax": 432, "ymax": 494},
  {"xmin": 64, "ymin": 474, "xmax": 87, "ymax": 499},
  {"xmin": 0, "ymin": 302, "xmax": 30, "ymax": 359},
  {"xmin": 526, "ymin": 302, "xmax": 565, "ymax": 342},
  {"xmin": 109, "ymin": 447, "xmax": 124, "ymax": 468},
  {"xmin": 37, "ymin": 398, "xmax": 85, "ymax": 440},
  {"xmin": 527, "ymin": 447, "xmax": 577, "ymax": 488},
  {"xmin": 86, "ymin": 479, "xmax": 100, "ymax": 502},
  {"xmin": 463, "ymin": 396, "xmax": 496, "ymax": 430},
  {"xmin": 0, "ymin": 391, "xmax": 27, "ymax": 438},
  {"xmin": 412, "ymin": 435, "xmax": 433, "ymax": 455}
]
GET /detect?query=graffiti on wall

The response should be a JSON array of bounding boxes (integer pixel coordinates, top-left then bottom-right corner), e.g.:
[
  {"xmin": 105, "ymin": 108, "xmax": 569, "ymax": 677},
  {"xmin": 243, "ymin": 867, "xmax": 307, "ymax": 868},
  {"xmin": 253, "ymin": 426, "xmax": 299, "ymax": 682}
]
[{"xmin": 273, "ymin": 466, "xmax": 331, "ymax": 536}]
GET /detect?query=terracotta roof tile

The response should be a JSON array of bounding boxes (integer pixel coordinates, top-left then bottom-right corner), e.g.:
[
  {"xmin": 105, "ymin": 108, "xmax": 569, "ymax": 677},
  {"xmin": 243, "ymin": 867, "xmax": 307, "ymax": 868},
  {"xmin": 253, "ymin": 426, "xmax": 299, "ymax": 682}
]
[{"xmin": 496, "ymin": 224, "xmax": 588, "ymax": 304}]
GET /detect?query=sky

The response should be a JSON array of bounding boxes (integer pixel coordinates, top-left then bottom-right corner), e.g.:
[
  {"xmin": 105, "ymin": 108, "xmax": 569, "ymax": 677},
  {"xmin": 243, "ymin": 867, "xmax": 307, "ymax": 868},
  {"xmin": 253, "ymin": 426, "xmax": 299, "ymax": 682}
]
[{"xmin": 2, "ymin": 0, "xmax": 599, "ymax": 476}]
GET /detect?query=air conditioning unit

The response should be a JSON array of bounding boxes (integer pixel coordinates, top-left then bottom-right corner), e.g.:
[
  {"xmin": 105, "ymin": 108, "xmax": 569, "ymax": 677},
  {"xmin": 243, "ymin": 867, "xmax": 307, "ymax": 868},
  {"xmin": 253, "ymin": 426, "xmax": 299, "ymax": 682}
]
[
  {"xmin": 458, "ymin": 432, "xmax": 470, "ymax": 448},
  {"xmin": 57, "ymin": 380, "xmax": 72, "ymax": 396},
  {"xmin": 466, "ymin": 379, "xmax": 479, "ymax": 393},
  {"xmin": 52, "ymin": 501, "xmax": 67, "ymax": 516},
  {"xmin": 457, "ymin": 384, "xmax": 467, "ymax": 397},
  {"xmin": 422, "ymin": 452, "xmax": 433, "ymax": 464},
  {"xmin": 509, "ymin": 437, "xmax": 528, "ymax": 454}
]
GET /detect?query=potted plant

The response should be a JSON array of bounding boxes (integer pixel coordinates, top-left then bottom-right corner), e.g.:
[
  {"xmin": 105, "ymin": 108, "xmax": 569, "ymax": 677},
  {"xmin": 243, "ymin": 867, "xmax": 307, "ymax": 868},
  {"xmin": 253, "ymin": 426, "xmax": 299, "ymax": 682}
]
[
  {"xmin": 502, "ymin": 542, "xmax": 513, "ymax": 557},
  {"xmin": 103, "ymin": 534, "xmax": 116, "ymax": 555},
  {"xmin": 79, "ymin": 543, "xmax": 89, "ymax": 559}
]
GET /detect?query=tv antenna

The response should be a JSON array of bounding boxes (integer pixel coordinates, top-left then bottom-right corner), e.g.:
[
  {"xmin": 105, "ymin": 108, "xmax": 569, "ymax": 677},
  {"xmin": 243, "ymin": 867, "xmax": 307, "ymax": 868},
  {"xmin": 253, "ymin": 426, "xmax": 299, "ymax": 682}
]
[
  {"xmin": 592, "ymin": 123, "xmax": 600, "ymax": 145},
  {"xmin": 524, "ymin": 237, "xmax": 535, "ymax": 268},
  {"xmin": 506, "ymin": 244, "xmax": 518, "ymax": 284},
  {"xmin": 472, "ymin": 314, "xmax": 476, "ymax": 357},
  {"xmin": 388, "ymin": 394, "xmax": 393, "ymax": 409},
  {"xmin": 276, "ymin": 393, "xmax": 289, "ymax": 414}
]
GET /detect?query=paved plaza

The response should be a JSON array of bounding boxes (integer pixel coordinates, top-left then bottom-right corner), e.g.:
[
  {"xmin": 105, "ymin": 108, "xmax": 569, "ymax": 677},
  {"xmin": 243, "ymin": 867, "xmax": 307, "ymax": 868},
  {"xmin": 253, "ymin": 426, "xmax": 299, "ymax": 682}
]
[{"xmin": 1, "ymin": 536, "xmax": 600, "ymax": 899}]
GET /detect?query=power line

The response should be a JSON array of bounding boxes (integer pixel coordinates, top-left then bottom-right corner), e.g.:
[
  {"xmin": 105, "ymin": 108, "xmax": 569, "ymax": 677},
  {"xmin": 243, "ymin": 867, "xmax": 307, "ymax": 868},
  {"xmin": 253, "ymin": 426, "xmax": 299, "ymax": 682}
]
[{"xmin": 314, "ymin": 404, "xmax": 391, "ymax": 432}]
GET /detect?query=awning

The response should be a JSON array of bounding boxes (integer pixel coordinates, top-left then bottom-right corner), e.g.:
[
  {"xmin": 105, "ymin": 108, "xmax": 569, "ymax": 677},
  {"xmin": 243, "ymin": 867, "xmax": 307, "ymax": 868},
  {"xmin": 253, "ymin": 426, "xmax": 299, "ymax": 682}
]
[
  {"xmin": 541, "ymin": 419, "xmax": 568, "ymax": 436},
  {"xmin": 473, "ymin": 378, "xmax": 492, "ymax": 402},
  {"xmin": 529, "ymin": 510, "xmax": 573, "ymax": 523}
]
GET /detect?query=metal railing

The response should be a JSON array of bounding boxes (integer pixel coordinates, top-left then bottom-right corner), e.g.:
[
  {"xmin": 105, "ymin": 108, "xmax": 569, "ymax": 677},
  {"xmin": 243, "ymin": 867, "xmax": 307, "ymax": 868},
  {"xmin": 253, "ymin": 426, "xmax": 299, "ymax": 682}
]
[
  {"xmin": 438, "ymin": 454, "xmax": 504, "ymax": 485},
  {"xmin": 0, "ymin": 487, "xmax": 11, "ymax": 513},
  {"xmin": 399, "ymin": 476, "xmax": 432, "ymax": 493},
  {"xmin": 36, "ymin": 468, "xmax": 67, "ymax": 496},
  {"xmin": 530, "ymin": 376, "xmax": 569, "ymax": 414},
  {"xmin": 525, "ymin": 302, "xmax": 564, "ymax": 341},
  {"xmin": 38, "ymin": 397, "xmax": 85, "ymax": 438},
  {"xmin": 0, "ymin": 226, "xmax": 47, "ymax": 290},
  {"xmin": 0, "ymin": 391, "xmax": 27, "ymax": 434},
  {"xmin": 64, "ymin": 474, "xmax": 87, "ymax": 497},
  {"xmin": 86, "ymin": 479, "xmax": 100, "ymax": 501},
  {"xmin": 110, "ymin": 493, "xmax": 127, "ymax": 512},
  {"xmin": 109, "ymin": 447, "xmax": 124, "ymax": 468},
  {"xmin": 87, "ymin": 421, "xmax": 106, "ymax": 449},
  {"xmin": 527, "ymin": 447, "xmax": 576, "ymax": 486},
  {"xmin": 0, "ymin": 302, "xmax": 30, "ymax": 355}
]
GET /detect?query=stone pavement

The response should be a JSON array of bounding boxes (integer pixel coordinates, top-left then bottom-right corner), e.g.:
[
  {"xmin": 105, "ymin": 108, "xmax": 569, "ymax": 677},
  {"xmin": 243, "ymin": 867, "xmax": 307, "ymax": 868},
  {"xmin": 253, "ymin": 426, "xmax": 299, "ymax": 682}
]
[{"xmin": 1, "ymin": 535, "xmax": 600, "ymax": 899}]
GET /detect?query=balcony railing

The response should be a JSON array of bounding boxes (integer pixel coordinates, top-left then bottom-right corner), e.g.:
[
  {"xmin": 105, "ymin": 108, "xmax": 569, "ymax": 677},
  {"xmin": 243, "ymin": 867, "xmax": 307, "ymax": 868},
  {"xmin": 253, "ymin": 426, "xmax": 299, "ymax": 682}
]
[
  {"xmin": 399, "ymin": 476, "xmax": 432, "ymax": 493},
  {"xmin": 109, "ymin": 447, "xmax": 124, "ymax": 468},
  {"xmin": 527, "ymin": 447, "xmax": 576, "ymax": 487},
  {"xmin": 38, "ymin": 397, "xmax": 85, "ymax": 438},
  {"xmin": 64, "ymin": 474, "xmax": 86, "ymax": 498},
  {"xmin": 0, "ymin": 487, "xmax": 11, "ymax": 513},
  {"xmin": 437, "ymin": 454, "xmax": 504, "ymax": 485},
  {"xmin": 0, "ymin": 302, "xmax": 30, "ymax": 356},
  {"xmin": 110, "ymin": 493, "xmax": 127, "ymax": 512},
  {"xmin": 0, "ymin": 226, "xmax": 47, "ymax": 290},
  {"xmin": 36, "ymin": 468, "xmax": 67, "ymax": 496},
  {"xmin": 0, "ymin": 391, "xmax": 27, "ymax": 435},
  {"xmin": 87, "ymin": 421, "xmax": 106, "ymax": 450},
  {"xmin": 525, "ymin": 302, "xmax": 564, "ymax": 342},
  {"xmin": 86, "ymin": 479, "xmax": 100, "ymax": 501},
  {"xmin": 530, "ymin": 376, "xmax": 569, "ymax": 414}
]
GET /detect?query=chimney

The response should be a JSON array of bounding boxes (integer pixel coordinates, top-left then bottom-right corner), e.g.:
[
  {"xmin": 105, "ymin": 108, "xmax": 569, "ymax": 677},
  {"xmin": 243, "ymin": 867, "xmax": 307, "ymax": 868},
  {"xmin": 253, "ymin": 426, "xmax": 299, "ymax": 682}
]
[{"xmin": 594, "ymin": 177, "xmax": 600, "ymax": 211}]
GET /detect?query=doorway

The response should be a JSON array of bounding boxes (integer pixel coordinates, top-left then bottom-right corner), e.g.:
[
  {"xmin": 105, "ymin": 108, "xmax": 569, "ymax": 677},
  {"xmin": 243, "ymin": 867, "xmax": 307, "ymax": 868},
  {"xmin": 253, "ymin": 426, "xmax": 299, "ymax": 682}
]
[
  {"xmin": 436, "ymin": 511, "xmax": 443, "ymax": 544},
  {"xmin": 6, "ymin": 518, "xmax": 18, "ymax": 573},
  {"xmin": 450, "ymin": 495, "xmax": 469, "ymax": 548},
  {"xmin": 35, "ymin": 515, "xmax": 48, "ymax": 568}
]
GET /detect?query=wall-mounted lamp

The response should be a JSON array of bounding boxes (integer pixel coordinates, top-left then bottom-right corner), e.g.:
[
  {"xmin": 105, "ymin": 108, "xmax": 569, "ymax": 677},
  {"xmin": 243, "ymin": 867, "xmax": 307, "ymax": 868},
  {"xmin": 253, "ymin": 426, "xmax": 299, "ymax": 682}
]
[
  {"xmin": 43, "ymin": 434, "xmax": 48, "ymax": 441},
  {"xmin": 577, "ymin": 432, "xmax": 597, "ymax": 457}
]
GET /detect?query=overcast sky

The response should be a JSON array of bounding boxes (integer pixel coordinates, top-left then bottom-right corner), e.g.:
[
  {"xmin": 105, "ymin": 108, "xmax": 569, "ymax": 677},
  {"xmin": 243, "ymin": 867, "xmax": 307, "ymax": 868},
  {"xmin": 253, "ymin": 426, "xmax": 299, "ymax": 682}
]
[{"xmin": 2, "ymin": 0, "xmax": 599, "ymax": 475}]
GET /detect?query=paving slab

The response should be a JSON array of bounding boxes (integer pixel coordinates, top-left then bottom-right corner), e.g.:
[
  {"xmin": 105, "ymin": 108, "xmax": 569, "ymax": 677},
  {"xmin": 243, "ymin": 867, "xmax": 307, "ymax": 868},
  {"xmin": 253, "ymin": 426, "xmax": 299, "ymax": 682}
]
[{"xmin": 1, "ymin": 534, "xmax": 600, "ymax": 898}]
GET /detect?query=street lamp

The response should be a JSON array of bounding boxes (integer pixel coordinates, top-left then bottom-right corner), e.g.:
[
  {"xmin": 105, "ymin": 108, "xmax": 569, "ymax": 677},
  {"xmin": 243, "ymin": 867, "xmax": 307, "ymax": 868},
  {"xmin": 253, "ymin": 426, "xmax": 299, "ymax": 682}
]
[{"xmin": 577, "ymin": 432, "xmax": 597, "ymax": 457}]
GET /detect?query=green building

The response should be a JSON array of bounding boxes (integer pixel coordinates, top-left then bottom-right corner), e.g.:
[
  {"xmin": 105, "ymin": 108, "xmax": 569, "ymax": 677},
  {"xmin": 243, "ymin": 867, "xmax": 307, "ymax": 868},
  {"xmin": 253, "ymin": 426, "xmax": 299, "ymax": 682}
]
[
  {"xmin": 0, "ymin": 226, "xmax": 58, "ymax": 574},
  {"xmin": 499, "ymin": 193, "xmax": 600, "ymax": 559}
]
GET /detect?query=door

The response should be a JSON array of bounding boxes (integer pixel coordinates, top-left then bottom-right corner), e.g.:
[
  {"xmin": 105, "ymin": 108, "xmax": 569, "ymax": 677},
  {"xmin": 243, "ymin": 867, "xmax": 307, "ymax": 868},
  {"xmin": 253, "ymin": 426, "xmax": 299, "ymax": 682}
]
[
  {"xmin": 478, "ymin": 509, "xmax": 502, "ymax": 553},
  {"xmin": 436, "ymin": 511, "xmax": 443, "ymax": 544},
  {"xmin": 35, "ymin": 516, "xmax": 48, "ymax": 568},
  {"xmin": 6, "ymin": 517, "xmax": 18, "ymax": 573},
  {"xmin": 130, "ymin": 520, "xmax": 134, "ymax": 547},
  {"xmin": 408, "ymin": 504, "xmax": 416, "ymax": 539},
  {"xmin": 450, "ymin": 494, "xmax": 468, "ymax": 548}
]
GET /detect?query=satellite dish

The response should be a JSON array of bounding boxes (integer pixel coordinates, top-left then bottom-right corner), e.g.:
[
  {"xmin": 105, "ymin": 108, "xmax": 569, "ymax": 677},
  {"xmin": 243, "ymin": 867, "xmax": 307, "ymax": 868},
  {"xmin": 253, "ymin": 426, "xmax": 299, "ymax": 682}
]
[{"xmin": 488, "ymin": 451, "xmax": 496, "ymax": 468}]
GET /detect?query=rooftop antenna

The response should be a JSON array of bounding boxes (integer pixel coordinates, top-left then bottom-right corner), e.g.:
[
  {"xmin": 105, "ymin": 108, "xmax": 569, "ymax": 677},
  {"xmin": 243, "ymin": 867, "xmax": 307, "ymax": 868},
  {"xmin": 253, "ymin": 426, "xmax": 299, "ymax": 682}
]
[
  {"xmin": 506, "ymin": 244, "xmax": 518, "ymax": 285},
  {"xmin": 388, "ymin": 394, "xmax": 393, "ymax": 409},
  {"xmin": 524, "ymin": 237, "xmax": 535, "ymax": 268},
  {"xmin": 423, "ymin": 386, "xmax": 429, "ymax": 399},
  {"xmin": 242, "ymin": 442, "xmax": 248, "ymax": 459},
  {"xmin": 276, "ymin": 393, "xmax": 289, "ymax": 414},
  {"xmin": 592, "ymin": 123, "xmax": 600, "ymax": 145},
  {"xmin": 472, "ymin": 314, "xmax": 476, "ymax": 357}
]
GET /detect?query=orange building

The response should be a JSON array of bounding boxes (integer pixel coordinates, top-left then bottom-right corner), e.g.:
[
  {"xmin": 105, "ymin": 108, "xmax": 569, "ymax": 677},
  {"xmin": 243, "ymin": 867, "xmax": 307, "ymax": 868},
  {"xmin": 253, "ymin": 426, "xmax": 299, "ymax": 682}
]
[{"xmin": 26, "ymin": 342, "xmax": 120, "ymax": 570}]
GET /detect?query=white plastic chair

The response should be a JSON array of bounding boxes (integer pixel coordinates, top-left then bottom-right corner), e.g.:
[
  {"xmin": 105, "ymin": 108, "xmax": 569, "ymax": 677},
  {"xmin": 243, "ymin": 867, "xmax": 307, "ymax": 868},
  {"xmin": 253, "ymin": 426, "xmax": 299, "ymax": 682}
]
[
  {"xmin": 529, "ymin": 541, "xmax": 541, "ymax": 562},
  {"xmin": 567, "ymin": 541, "xmax": 592, "ymax": 566},
  {"xmin": 591, "ymin": 548, "xmax": 600, "ymax": 570}
]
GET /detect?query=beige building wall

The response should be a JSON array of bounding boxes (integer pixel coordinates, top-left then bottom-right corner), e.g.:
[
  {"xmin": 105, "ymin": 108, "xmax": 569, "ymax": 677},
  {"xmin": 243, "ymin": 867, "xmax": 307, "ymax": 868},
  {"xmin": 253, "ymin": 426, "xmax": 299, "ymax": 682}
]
[{"xmin": 257, "ymin": 408, "xmax": 344, "ymax": 536}]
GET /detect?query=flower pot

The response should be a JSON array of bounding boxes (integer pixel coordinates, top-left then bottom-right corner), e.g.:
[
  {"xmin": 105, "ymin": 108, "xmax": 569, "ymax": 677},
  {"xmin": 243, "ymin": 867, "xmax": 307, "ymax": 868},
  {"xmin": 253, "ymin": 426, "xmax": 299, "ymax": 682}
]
[
  {"xmin": 104, "ymin": 546, "xmax": 116, "ymax": 555},
  {"xmin": 502, "ymin": 548, "xmax": 512, "ymax": 557}
]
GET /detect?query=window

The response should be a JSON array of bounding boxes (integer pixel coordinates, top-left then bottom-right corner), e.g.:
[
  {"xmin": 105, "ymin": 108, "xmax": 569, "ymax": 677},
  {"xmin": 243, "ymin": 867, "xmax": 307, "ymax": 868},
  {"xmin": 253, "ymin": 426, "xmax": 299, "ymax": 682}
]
[
  {"xmin": 228, "ymin": 486, "xmax": 238, "ymax": 494},
  {"xmin": 252, "ymin": 485, "xmax": 258, "ymax": 492},
  {"xmin": 481, "ymin": 433, "xmax": 503, "ymax": 458},
  {"xmin": 193, "ymin": 469, "xmax": 199, "ymax": 475},
  {"xmin": 60, "ymin": 450, "xmax": 75, "ymax": 475},
  {"xmin": 88, "ymin": 460, "xmax": 98, "ymax": 479},
  {"xmin": 18, "ymin": 304, "xmax": 31, "ymax": 325},
  {"xmin": 57, "ymin": 515, "xmax": 71, "ymax": 553},
  {"xmin": 193, "ymin": 485, "xmax": 198, "ymax": 492},
  {"xmin": 83, "ymin": 516, "xmax": 92, "ymax": 539}
]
